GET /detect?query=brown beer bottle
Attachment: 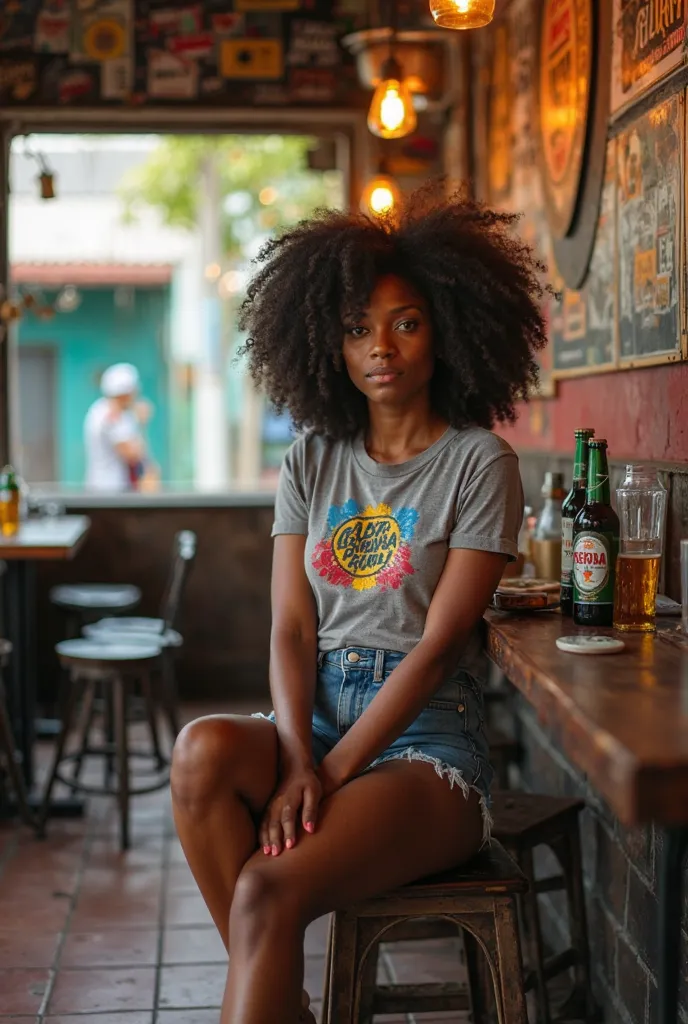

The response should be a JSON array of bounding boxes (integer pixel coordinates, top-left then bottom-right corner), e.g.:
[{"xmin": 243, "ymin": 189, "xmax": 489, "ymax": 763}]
[
  {"xmin": 560, "ymin": 428, "xmax": 595, "ymax": 616},
  {"xmin": 572, "ymin": 440, "xmax": 619, "ymax": 627}
]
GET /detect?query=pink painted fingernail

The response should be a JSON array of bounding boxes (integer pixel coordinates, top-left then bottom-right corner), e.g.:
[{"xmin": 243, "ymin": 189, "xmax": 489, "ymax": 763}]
[
  {"xmin": 286, "ymin": 838, "xmax": 294, "ymax": 850},
  {"xmin": 305, "ymin": 821, "xmax": 314, "ymax": 833},
  {"xmin": 263, "ymin": 845, "xmax": 270, "ymax": 855},
  {"xmin": 271, "ymin": 844, "xmax": 279, "ymax": 856}
]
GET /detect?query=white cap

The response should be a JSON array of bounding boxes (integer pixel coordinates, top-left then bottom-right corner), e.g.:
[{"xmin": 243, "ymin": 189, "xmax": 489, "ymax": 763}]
[{"xmin": 100, "ymin": 363, "xmax": 140, "ymax": 398}]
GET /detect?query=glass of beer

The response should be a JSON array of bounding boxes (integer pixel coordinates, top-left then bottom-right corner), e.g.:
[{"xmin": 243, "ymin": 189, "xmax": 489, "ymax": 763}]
[{"xmin": 613, "ymin": 465, "xmax": 666, "ymax": 632}]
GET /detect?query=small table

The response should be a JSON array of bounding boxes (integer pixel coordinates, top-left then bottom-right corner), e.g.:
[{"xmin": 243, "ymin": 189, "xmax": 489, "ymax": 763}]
[
  {"xmin": 485, "ymin": 610, "xmax": 688, "ymax": 1024},
  {"xmin": 0, "ymin": 516, "xmax": 90, "ymax": 803}
]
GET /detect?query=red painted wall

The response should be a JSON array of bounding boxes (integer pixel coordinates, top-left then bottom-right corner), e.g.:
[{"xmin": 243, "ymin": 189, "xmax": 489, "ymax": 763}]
[{"xmin": 498, "ymin": 363, "xmax": 688, "ymax": 463}]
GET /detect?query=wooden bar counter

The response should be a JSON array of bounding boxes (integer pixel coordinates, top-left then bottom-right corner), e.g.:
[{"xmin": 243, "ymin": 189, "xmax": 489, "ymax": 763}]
[{"xmin": 485, "ymin": 609, "xmax": 688, "ymax": 1024}]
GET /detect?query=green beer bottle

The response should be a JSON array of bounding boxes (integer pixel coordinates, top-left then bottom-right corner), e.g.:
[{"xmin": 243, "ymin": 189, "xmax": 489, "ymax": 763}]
[
  {"xmin": 572, "ymin": 440, "xmax": 619, "ymax": 627},
  {"xmin": 560, "ymin": 428, "xmax": 595, "ymax": 616},
  {"xmin": 0, "ymin": 465, "xmax": 20, "ymax": 537}
]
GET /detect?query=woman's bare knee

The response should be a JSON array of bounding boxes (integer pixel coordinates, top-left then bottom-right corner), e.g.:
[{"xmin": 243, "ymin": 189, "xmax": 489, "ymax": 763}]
[
  {"xmin": 171, "ymin": 716, "xmax": 242, "ymax": 814},
  {"xmin": 229, "ymin": 863, "xmax": 306, "ymax": 949},
  {"xmin": 171, "ymin": 715, "xmax": 277, "ymax": 818}
]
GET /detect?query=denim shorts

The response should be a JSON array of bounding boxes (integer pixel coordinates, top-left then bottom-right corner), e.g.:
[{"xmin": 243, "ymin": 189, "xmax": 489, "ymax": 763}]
[{"xmin": 254, "ymin": 647, "xmax": 493, "ymax": 841}]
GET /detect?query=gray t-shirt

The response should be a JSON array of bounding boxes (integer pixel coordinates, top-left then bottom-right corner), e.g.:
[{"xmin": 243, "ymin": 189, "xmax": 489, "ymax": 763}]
[{"xmin": 272, "ymin": 425, "xmax": 523, "ymax": 678}]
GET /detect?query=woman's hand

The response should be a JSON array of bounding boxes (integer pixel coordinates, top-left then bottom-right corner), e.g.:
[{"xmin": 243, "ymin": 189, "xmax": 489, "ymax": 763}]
[{"xmin": 259, "ymin": 764, "xmax": 322, "ymax": 856}]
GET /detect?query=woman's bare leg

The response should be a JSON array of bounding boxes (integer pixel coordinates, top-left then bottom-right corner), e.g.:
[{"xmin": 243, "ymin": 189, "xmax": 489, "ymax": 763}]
[
  {"xmin": 223, "ymin": 758, "xmax": 484, "ymax": 1024},
  {"xmin": 170, "ymin": 714, "xmax": 279, "ymax": 947}
]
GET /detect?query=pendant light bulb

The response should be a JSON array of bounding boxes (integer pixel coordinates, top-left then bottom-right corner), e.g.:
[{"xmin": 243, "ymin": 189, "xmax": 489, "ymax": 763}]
[
  {"xmin": 361, "ymin": 172, "xmax": 402, "ymax": 220},
  {"xmin": 429, "ymin": 0, "xmax": 495, "ymax": 30},
  {"xmin": 367, "ymin": 56, "xmax": 417, "ymax": 139}
]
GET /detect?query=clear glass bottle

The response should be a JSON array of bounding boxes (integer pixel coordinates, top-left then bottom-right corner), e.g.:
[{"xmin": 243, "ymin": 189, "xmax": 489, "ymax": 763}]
[
  {"xmin": 613, "ymin": 465, "xmax": 667, "ymax": 632},
  {"xmin": 531, "ymin": 472, "xmax": 566, "ymax": 580}
]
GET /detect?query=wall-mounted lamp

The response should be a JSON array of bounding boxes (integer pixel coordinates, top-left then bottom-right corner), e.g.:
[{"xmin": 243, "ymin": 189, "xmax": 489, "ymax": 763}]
[{"xmin": 429, "ymin": 0, "xmax": 495, "ymax": 29}]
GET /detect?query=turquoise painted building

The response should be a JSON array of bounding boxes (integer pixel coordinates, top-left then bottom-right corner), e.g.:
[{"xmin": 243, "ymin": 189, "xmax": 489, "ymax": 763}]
[{"xmin": 17, "ymin": 286, "xmax": 171, "ymax": 487}]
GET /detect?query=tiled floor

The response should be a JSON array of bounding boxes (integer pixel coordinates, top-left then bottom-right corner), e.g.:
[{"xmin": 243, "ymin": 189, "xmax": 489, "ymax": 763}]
[{"xmin": 0, "ymin": 703, "xmax": 469, "ymax": 1023}]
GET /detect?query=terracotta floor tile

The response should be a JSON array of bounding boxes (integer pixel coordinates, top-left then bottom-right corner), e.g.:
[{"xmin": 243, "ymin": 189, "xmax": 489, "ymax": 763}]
[
  {"xmin": 46, "ymin": 1016, "xmax": 152, "ymax": 1024},
  {"xmin": 0, "ymin": 901, "xmax": 70, "ymax": 931},
  {"xmin": 0, "ymin": 930, "xmax": 60, "ymax": 968},
  {"xmin": 166, "ymin": 862, "xmax": 197, "ymax": 892},
  {"xmin": 158, "ymin": 963, "xmax": 225, "ymax": 1009},
  {"xmin": 162, "ymin": 927, "xmax": 226, "ymax": 965},
  {"xmin": 164, "ymin": 891, "xmax": 214, "ymax": 928},
  {"xmin": 78, "ymin": 866, "xmax": 162, "ymax": 899},
  {"xmin": 166, "ymin": 840, "xmax": 191, "ymax": 865},
  {"xmin": 47, "ymin": 967, "xmax": 156, "ymax": 1014},
  {"xmin": 157, "ymin": 1013, "xmax": 220, "ymax": 1024},
  {"xmin": 60, "ymin": 930, "xmax": 159, "ymax": 968},
  {"xmin": 0, "ymin": 968, "xmax": 49, "ymax": 1014},
  {"xmin": 70, "ymin": 894, "xmax": 160, "ymax": 931},
  {"xmin": 87, "ymin": 836, "xmax": 163, "ymax": 869}
]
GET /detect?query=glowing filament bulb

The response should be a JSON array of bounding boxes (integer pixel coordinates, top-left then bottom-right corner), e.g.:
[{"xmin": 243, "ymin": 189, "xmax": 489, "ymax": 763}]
[
  {"xmin": 367, "ymin": 58, "xmax": 416, "ymax": 140},
  {"xmin": 429, "ymin": 0, "xmax": 495, "ymax": 30}
]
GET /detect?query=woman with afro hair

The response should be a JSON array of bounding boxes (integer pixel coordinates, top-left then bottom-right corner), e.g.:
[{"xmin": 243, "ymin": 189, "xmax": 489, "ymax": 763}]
[{"xmin": 171, "ymin": 186, "xmax": 548, "ymax": 1023}]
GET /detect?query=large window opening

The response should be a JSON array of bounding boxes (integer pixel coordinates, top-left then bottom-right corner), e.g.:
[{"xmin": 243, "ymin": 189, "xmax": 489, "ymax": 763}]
[{"xmin": 8, "ymin": 132, "xmax": 345, "ymax": 495}]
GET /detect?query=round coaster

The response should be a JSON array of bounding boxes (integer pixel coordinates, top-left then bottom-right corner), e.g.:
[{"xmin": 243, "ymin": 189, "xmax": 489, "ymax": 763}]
[{"xmin": 556, "ymin": 635, "xmax": 625, "ymax": 655}]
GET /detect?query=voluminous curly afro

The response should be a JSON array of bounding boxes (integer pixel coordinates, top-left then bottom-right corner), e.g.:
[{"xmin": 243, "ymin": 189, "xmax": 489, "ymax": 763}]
[{"xmin": 239, "ymin": 184, "xmax": 550, "ymax": 438}]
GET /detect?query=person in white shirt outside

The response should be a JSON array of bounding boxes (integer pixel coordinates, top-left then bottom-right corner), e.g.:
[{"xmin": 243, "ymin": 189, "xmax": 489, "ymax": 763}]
[{"xmin": 84, "ymin": 363, "xmax": 153, "ymax": 492}]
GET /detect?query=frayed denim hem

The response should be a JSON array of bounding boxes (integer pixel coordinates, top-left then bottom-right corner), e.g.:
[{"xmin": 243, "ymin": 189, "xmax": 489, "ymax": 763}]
[{"xmin": 368, "ymin": 746, "xmax": 493, "ymax": 846}]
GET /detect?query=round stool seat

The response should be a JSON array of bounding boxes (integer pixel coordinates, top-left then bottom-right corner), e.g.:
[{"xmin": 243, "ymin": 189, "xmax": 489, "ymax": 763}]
[
  {"xmin": 84, "ymin": 623, "xmax": 183, "ymax": 648},
  {"xmin": 84, "ymin": 615, "xmax": 164, "ymax": 634},
  {"xmin": 56, "ymin": 637, "xmax": 162, "ymax": 665},
  {"xmin": 50, "ymin": 584, "xmax": 142, "ymax": 613}
]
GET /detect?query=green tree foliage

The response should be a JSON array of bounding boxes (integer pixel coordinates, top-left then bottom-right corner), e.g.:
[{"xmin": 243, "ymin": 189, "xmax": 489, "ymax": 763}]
[{"xmin": 119, "ymin": 134, "xmax": 341, "ymax": 258}]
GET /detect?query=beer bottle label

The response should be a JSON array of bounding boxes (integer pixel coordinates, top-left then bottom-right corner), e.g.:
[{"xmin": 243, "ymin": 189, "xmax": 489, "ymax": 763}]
[
  {"xmin": 573, "ymin": 531, "xmax": 617, "ymax": 605},
  {"xmin": 561, "ymin": 517, "xmax": 574, "ymax": 585}
]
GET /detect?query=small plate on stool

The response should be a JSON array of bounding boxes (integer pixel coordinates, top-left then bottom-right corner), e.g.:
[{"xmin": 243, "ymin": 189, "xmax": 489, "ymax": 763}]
[
  {"xmin": 556, "ymin": 635, "xmax": 625, "ymax": 655},
  {"xmin": 491, "ymin": 577, "xmax": 561, "ymax": 612}
]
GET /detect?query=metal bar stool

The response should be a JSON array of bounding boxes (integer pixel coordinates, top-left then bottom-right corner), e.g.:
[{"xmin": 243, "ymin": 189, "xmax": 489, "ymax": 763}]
[
  {"xmin": 321, "ymin": 840, "xmax": 528, "ymax": 1024},
  {"xmin": 0, "ymin": 639, "xmax": 37, "ymax": 830},
  {"xmin": 37, "ymin": 637, "xmax": 174, "ymax": 850}
]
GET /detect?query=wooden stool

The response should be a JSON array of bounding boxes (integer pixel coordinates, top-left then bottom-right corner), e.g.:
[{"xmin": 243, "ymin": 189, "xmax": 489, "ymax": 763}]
[
  {"xmin": 0, "ymin": 639, "xmax": 37, "ymax": 830},
  {"xmin": 37, "ymin": 638, "xmax": 173, "ymax": 850},
  {"xmin": 492, "ymin": 790, "xmax": 599, "ymax": 1024},
  {"xmin": 322, "ymin": 840, "xmax": 528, "ymax": 1024},
  {"xmin": 486, "ymin": 723, "xmax": 521, "ymax": 788}
]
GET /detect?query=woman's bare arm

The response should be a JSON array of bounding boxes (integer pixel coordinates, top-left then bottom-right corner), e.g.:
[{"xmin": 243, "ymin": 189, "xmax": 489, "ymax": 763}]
[
  {"xmin": 269, "ymin": 534, "xmax": 319, "ymax": 770},
  {"xmin": 318, "ymin": 547, "xmax": 507, "ymax": 789}
]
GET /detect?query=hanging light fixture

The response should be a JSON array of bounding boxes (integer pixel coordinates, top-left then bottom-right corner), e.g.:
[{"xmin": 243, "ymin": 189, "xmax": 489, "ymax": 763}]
[
  {"xmin": 367, "ymin": 1, "xmax": 416, "ymax": 139},
  {"xmin": 429, "ymin": 0, "xmax": 495, "ymax": 30},
  {"xmin": 360, "ymin": 163, "xmax": 402, "ymax": 221},
  {"xmin": 367, "ymin": 55, "xmax": 417, "ymax": 139}
]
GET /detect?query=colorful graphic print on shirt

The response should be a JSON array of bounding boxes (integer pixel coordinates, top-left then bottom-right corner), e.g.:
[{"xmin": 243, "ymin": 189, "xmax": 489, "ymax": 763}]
[{"xmin": 312, "ymin": 500, "xmax": 419, "ymax": 591}]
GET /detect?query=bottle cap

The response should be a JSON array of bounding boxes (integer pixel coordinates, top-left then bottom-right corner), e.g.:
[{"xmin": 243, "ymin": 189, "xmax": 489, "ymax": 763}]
[
  {"xmin": 574, "ymin": 428, "xmax": 595, "ymax": 435},
  {"xmin": 589, "ymin": 439, "xmax": 608, "ymax": 448},
  {"xmin": 556, "ymin": 635, "xmax": 625, "ymax": 655}
]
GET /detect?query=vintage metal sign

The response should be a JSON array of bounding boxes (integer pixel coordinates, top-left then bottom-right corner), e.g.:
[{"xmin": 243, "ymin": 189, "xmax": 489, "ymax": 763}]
[
  {"xmin": 537, "ymin": 0, "xmax": 594, "ymax": 237},
  {"xmin": 611, "ymin": 0, "xmax": 686, "ymax": 113}
]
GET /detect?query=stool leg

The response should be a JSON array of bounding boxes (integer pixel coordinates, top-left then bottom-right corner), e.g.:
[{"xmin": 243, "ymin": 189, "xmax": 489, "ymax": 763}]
[
  {"xmin": 113, "ymin": 674, "xmax": 130, "ymax": 851},
  {"xmin": 357, "ymin": 940, "xmax": 379, "ymax": 1024},
  {"xmin": 465, "ymin": 930, "xmax": 491, "ymax": 1024},
  {"xmin": 142, "ymin": 674, "xmax": 165, "ymax": 770},
  {"xmin": 492, "ymin": 897, "xmax": 528, "ymax": 1024},
  {"xmin": 160, "ymin": 652, "xmax": 181, "ymax": 740},
  {"xmin": 0, "ymin": 675, "xmax": 36, "ymax": 829},
  {"xmin": 553, "ymin": 823, "xmax": 599, "ymax": 1023},
  {"xmin": 518, "ymin": 847, "xmax": 550, "ymax": 1024},
  {"xmin": 70, "ymin": 680, "xmax": 97, "ymax": 784},
  {"xmin": 37, "ymin": 672, "xmax": 84, "ymax": 837},
  {"xmin": 102, "ymin": 684, "xmax": 115, "ymax": 790}
]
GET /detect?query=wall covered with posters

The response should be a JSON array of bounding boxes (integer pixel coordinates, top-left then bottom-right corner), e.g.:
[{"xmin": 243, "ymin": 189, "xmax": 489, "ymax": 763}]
[
  {"xmin": 472, "ymin": 0, "xmax": 688, "ymax": 462},
  {"xmin": 0, "ymin": 0, "xmax": 394, "ymax": 108}
]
